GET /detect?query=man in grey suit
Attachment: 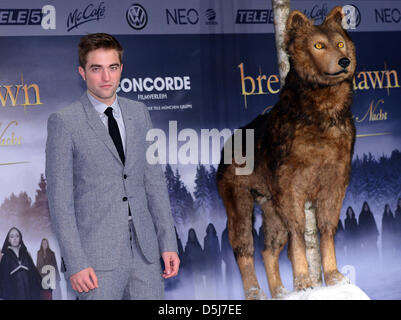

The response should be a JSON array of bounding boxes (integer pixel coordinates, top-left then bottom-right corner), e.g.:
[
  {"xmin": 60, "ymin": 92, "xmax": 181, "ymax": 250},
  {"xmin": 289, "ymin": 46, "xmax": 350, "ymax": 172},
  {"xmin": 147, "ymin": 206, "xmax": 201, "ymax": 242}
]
[{"xmin": 45, "ymin": 33, "xmax": 179, "ymax": 300}]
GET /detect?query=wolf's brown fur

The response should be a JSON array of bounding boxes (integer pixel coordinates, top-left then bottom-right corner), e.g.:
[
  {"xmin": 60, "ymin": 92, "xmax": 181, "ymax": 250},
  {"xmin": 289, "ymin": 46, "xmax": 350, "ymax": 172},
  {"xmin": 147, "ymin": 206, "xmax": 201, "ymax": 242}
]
[{"xmin": 217, "ymin": 7, "xmax": 356, "ymax": 299}]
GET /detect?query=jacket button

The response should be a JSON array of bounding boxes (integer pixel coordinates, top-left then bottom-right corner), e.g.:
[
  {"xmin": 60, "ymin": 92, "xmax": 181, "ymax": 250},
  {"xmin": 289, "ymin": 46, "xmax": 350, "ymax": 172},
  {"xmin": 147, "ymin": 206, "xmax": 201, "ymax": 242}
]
[
  {"xmin": 124, "ymin": 174, "xmax": 127, "ymax": 179},
  {"xmin": 123, "ymin": 197, "xmax": 128, "ymax": 201}
]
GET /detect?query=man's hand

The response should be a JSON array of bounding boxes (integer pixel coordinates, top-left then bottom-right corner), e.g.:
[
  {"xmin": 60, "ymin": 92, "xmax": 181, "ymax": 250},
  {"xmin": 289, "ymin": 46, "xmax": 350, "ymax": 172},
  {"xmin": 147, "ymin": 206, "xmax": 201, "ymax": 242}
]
[
  {"xmin": 161, "ymin": 252, "xmax": 180, "ymax": 279},
  {"xmin": 70, "ymin": 267, "xmax": 99, "ymax": 293}
]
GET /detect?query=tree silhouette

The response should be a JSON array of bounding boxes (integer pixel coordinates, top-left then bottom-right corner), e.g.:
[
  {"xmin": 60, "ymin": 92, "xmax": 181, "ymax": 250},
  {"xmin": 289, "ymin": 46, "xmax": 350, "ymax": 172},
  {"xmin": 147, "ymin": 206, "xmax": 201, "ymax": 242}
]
[
  {"xmin": 207, "ymin": 165, "xmax": 225, "ymax": 222},
  {"xmin": 0, "ymin": 174, "xmax": 53, "ymax": 237},
  {"xmin": 164, "ymin": 164, "xmax": 194, "ymax": 226},
  {"xmin": 0, "ymin": 192, "xmax": 32, "ymax": 232},
  {"xmin": 194, "ymin": 164, "xmax": 210, "ymax": 220},
  {"xmin": 346, "ymin": 150, "xmax": 401, "ymax": 207},
  {"xmin": 30, "ymin": 174, "xmax": 51, "ymax": 234}
]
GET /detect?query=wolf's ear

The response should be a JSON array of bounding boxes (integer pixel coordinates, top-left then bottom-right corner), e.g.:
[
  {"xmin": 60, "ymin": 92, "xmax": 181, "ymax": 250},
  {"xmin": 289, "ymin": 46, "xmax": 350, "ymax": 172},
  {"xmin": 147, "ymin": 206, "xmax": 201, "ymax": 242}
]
[
  {"xmin": 285, "ymin": 10, "xmax": 311, "ymax": 50},
  {"xmin": 324, "ymin": 6, "xmax": 344, "ymax": 27},
  {"xmin": 286, "ymin": 10, "xmax": 311, "ymax": 32}
]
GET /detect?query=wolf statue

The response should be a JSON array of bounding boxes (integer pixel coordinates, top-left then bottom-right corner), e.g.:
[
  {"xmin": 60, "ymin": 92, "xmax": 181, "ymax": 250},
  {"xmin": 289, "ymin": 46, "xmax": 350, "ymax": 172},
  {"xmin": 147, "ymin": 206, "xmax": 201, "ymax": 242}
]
[{"xmin": 217, "ymin": 6, "xmax": 356, "ymax": 300}]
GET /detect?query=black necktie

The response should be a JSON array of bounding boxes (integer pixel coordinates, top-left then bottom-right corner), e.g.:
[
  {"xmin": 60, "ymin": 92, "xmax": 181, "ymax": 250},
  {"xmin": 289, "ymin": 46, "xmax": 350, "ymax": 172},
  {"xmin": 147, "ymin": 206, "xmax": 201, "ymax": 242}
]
[
  {"xmin": 104, "ymin": 107, "xmax": 125, "ymax": 165},
  {"xmin": 104, "ymin": 107, "xmax": 131, "ymax": 218}
]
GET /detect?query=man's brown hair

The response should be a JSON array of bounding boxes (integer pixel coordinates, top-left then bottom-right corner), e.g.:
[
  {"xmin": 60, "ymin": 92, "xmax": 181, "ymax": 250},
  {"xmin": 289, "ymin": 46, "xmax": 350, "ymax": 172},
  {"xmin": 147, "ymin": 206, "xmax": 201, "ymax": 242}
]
[{"xmin": 78, "ymin": 33, "xmax": 123, "ymax": 69}]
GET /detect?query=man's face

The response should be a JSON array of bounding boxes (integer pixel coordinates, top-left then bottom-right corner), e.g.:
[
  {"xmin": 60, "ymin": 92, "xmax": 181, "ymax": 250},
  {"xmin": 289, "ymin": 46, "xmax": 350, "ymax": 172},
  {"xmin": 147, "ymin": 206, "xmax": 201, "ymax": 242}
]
[{"xmin": 78, "ymin": 48, "xmax": 123, "ymax": 105}]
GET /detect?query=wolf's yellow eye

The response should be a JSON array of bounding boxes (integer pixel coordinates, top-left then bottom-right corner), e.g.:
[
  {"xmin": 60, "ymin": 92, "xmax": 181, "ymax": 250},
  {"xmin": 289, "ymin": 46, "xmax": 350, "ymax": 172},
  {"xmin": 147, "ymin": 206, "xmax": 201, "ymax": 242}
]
[
  {"xmin": 314, "ymin": 43, "xmax": 324, "ymax": 49},
  {"xmin": 337, "ymin": 42, "xmax": 344, "ymax": 48}
]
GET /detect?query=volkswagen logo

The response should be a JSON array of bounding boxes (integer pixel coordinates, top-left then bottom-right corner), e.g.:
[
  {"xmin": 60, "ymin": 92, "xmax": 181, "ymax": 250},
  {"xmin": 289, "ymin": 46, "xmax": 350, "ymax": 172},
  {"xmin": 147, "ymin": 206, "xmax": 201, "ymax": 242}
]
[
  {"xmin": 126, "ymin": 4, "xmax": 148, "ymax": 30},
  {"xmin": 342, "ymin": 4, "xmax": 361, "ymax": 29}
]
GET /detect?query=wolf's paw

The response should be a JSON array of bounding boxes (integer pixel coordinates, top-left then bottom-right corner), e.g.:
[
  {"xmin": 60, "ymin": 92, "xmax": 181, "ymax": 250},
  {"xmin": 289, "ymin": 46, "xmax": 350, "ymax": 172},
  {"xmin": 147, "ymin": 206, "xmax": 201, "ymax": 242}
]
[
  {"xmin": 245, "ymin": 287, "xmax": 268, "ymax": 300},
  {"xmin": 271, "ymin": 285, "xmax": 289, "ymax": 299},
  {"xmin": 324, "ymin": 270, "xmax": 351, "ymax": 286},
  {"xmin": 293, "ymin": 274, "xmax": 313, "ymax": 291}
]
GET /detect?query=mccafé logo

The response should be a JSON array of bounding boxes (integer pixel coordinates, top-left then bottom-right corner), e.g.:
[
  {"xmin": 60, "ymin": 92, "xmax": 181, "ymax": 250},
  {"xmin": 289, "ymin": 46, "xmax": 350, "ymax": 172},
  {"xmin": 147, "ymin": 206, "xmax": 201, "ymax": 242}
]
[
  {"xmin": 67, "ymin": 2, "xmax": 106, "ymax": 32},
  {"xmin": 0, "ymin": 79, "xmax": 42, "ymax": 108},
  {"xmin": 303, "ymin": 3, "xmax": 328, "ymax": 23}
]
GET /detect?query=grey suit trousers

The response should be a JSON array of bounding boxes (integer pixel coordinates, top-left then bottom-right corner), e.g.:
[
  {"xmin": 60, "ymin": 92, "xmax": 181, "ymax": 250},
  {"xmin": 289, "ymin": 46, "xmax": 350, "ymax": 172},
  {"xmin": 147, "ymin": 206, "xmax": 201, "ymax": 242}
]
[{"xmin": 76, "ymin": 220, "xmax": 164, "ymax": 300}]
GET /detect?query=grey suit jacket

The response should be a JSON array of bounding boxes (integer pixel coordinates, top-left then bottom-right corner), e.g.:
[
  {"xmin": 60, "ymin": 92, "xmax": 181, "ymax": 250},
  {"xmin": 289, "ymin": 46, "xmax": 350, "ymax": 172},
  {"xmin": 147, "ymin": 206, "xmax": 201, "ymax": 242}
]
[{"xmin": 45, "ymin": 93, "xmax": 177, "ymax": 279}]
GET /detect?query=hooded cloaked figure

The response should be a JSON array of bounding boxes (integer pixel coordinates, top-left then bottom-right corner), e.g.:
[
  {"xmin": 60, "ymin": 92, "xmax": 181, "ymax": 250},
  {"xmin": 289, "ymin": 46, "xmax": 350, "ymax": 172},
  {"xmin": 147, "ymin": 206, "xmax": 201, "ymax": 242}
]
[
  {"xmin": 184, "ymin": 228, "xmax": 205, "ymax": 299},
  {"xmin": 381, "ymin": 204, "xmax": 396, "ymax": 263},
  {"xmin": 344, "ymin": 206, "xmax": 360, "ymax": 260},
  {"xmin": 358, "ymin": 201, "xmax": 379, "ymax": 258},
  {"xmin": 394, "ymin": 198, "xmax": 401, "ymax": 254},
  {"xmin": 203, "ymin": 224, "xmax": 222, "ymax": 271},
  {"xmin": 203, "ymin": 223, "xmax": 223, "ymax": 299},
  {"xmin": 0, "ymin": 227, "xmax": 42, "ymax": 300}
]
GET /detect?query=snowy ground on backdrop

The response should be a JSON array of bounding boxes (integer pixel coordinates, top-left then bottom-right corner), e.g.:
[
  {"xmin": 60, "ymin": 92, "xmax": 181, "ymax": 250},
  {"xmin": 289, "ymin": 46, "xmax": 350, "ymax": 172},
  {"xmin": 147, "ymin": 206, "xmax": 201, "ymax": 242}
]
[
  {"xmin": 164, "ymin": 255, "xmax": 401, "ymax": 300},
  {"xmin": 281, "ymin": 283, "xmax": 370, "ymax": 300}
]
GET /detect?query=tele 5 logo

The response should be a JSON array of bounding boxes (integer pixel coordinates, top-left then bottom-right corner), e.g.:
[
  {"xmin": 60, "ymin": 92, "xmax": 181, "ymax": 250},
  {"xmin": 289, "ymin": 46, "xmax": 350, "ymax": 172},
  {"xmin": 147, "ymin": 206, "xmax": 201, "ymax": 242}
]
[
  {"xmin": 236, "ymin": 9, "xmax": 274, "ymax": 24},
  {"xmin": 0, "ymin": 5, "xmax": 56, "ymax": 29}
]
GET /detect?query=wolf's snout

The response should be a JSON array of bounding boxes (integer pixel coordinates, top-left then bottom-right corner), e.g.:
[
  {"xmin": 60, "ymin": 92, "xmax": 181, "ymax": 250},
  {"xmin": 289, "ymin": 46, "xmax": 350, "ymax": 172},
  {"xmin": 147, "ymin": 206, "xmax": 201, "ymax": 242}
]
[{"xmin": 338, "ymin": 58, "xmax": 350, "ymax": 69}]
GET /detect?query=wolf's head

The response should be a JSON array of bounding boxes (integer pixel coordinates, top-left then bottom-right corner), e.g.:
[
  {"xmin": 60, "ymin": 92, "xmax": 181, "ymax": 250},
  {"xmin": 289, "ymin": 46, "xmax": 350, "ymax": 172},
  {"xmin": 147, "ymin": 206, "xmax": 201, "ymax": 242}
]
[{"xmin": 284, "ymin": 6, "xmax": 356, "ymax": 86}]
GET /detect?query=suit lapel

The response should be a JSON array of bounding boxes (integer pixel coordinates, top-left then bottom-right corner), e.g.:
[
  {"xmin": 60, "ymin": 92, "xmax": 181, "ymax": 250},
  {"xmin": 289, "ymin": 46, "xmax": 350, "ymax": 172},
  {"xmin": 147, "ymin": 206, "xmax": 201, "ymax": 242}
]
[{"xmin": 80, "ymin": 93, "xmax": 123, "ymax": 166}]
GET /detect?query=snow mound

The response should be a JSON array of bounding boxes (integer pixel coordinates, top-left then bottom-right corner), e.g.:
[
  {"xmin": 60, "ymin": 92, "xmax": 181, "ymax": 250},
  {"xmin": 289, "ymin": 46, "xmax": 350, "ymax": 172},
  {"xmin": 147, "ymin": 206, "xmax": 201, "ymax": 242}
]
[{"xmin": 279, "ymin": 284, "xmax": 370, "ymax": 300}]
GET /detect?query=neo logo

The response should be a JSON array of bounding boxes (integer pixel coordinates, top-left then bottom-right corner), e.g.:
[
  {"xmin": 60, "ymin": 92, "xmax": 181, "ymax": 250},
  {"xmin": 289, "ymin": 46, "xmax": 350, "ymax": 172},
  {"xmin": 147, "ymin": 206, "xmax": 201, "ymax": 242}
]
[{"xmin": 166, "ymin": 8, "xmax": 199, "ymax": 25}]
